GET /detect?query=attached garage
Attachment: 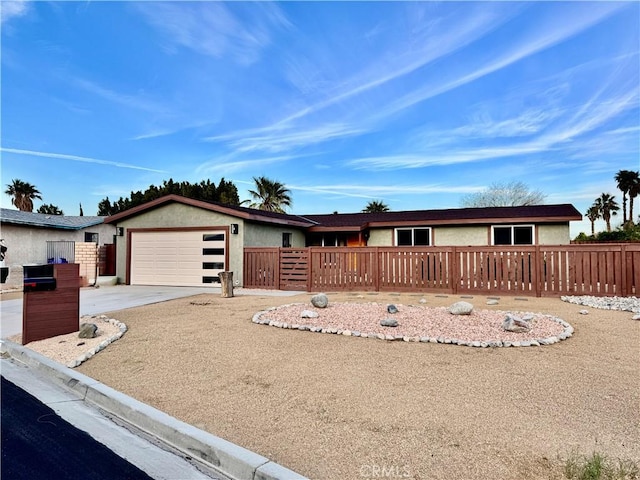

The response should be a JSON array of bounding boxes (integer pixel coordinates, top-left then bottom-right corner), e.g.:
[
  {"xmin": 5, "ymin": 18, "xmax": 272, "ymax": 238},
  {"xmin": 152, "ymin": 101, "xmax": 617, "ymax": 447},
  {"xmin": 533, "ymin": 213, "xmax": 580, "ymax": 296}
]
[{"xmin": 130, "ymin": 229, "xmax": 227, "ymax": 287}]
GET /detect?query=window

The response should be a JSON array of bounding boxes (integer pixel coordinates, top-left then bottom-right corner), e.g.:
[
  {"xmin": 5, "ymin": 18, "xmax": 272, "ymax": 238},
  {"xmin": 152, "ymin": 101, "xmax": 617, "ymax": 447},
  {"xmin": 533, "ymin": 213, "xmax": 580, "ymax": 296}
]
[
  {"xmin": 282, "ymin": 232, "xmax": 292, "ymax": 248},
  {"xmin": 492, "ymin": 225, "xmax": 534, "ymax": 245},
  {"xmin": 203, "ymin": 262, "xmax": 224, "ymax": 270},
  {"xmin": 203, "ymin": 233, "xmax": 225, "ymax": 241},
  {"xmin": 84, "ymin": 232, "xmax": 98, "ymax": 243},
  {"xmin": 395, "ymin": 228, "xmax": 431, "ymax": 246},
  {"xmin": 203, "ymin": 248, "xmax": 225, "ymax": 255}
]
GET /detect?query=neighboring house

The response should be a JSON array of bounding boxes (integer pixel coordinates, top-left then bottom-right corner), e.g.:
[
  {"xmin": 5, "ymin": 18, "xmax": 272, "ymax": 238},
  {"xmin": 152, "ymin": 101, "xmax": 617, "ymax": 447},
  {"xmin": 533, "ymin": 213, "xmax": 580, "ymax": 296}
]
[
  {"xmin": 0, "ymin": 208, "xmax": 116, "ymax": 290},
  {"xmin": 104, "ymin": 195, "xmax": 581, "ymax": 288}
]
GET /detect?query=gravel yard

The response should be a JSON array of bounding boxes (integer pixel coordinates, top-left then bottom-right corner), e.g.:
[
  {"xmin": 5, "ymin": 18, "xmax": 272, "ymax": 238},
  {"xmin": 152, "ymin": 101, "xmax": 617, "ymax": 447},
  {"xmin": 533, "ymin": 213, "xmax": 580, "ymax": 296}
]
[{"xmin": 42, "ymin": 292, "xmax": 640, "ymax": 479}]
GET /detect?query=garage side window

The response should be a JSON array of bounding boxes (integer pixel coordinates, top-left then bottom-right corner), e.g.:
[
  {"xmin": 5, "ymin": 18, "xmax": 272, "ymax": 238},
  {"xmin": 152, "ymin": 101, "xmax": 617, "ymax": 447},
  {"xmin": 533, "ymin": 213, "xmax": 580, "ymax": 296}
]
[
  {"xmin": 395, "ymin": 228, "xmax": 431, "ymax": 246},
  {"xmin": 492, "ymin": 225, "xmax": 534, "ymax": 245},
  {"xmin": 203, "ymin": 233, "xmax": 224, "ymax": 241}
]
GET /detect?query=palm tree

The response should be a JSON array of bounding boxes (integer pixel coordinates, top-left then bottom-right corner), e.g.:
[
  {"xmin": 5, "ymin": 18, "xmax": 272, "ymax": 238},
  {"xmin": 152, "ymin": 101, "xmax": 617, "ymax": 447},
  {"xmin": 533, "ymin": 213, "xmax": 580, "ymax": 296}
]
[
  {"xmin": 248, "ymin": 176, "xmax": 292, "ymax": 213},
  {"xmin": 614, "ymin": 169, "xmax": 639, "ymax": 224},
  {"xmin": 593, "ymin": 193, "xmax": 620, "ymax": 232},
  {"xmin": 5, "ymin": 179, "xmax": 42, "ymax": 212},
  {"xmin": 627, "ymin": 171, "xmax": 640, "ymax": 225},
  {"xmin": 585, "ymin": 205, "xmax": 600, "ymax": 237},
  {"xmin": 362, "ymin": 200, "xmax": 390, "ymax": 213}
]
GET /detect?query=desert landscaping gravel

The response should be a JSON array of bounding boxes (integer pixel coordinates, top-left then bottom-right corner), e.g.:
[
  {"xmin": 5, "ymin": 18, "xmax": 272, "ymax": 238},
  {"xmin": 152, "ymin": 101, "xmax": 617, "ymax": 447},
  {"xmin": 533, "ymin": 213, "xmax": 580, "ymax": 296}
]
[{"xmin": 16, "ymin": 292, "xmax": 640, "ymax": 480}]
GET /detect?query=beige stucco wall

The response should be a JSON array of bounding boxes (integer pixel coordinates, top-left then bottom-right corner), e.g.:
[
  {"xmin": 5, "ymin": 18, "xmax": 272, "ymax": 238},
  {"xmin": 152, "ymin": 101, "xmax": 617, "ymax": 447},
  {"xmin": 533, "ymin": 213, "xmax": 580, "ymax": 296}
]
[
  {"xmin": 537, "ymin": 224, "xmax": 571, "ymax": 245},
  {"xmin": 367, "ymin": 228, "xmax": 393, "ymax": 246},
  {"xmin": 366, "ymin": 223, "xmax": 571, "ymax": 247},
  {"xmin": 112, "ymin": 203, "xmax": 307, "ymax": 286},
  {"xmin": 433, "ymin": 226, "xmax": 489, "ymax": 246},
  {"xmin": 0, "ymin": 222, "xmax": 116, "ymax": 290}
]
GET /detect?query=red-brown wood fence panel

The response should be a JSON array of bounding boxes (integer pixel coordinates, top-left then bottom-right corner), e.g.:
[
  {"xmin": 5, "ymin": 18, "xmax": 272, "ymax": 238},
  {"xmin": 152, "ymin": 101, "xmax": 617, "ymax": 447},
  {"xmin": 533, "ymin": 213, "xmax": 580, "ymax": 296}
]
[
  {"xmin": 310, "ymin": 248, "xmax": 378, "ymax": 291},
  {"xmin": 280, "ymin": 249, "xmax": 309, "ymax": 291},
  {"xmin": 243, "ymin": 248, "xmax": 279, "ymax": 289},
  {"xmin": 243, "ymin": 244, "xmax": 639, "ymax": 296}
]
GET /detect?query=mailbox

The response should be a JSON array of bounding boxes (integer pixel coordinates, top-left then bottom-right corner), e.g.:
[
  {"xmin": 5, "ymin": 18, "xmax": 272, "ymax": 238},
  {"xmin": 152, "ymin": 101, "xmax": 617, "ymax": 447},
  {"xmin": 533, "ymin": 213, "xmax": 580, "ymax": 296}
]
[{"xmin": 23, "ymin": 264, "xmax": 57, "ymax": 292}]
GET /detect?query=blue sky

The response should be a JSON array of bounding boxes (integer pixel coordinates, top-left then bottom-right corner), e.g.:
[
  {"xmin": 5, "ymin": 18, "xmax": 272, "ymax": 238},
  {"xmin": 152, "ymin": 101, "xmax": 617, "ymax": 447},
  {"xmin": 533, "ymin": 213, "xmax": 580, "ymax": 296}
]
[{"xmin": 1, "ymin": 1, "xmax": 638, "ymax": 236}]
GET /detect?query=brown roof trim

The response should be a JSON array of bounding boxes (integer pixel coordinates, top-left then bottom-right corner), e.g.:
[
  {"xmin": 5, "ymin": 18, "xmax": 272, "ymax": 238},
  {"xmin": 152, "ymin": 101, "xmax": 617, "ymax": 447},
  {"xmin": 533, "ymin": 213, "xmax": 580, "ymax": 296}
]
[{"xmin": 104, "ymin": 195, "xmax": 315, "ymax": 228}]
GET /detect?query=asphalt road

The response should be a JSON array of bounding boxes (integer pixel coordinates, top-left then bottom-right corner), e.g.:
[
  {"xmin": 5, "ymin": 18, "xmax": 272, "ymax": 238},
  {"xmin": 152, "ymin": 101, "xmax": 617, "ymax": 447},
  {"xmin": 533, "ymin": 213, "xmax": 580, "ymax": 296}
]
[{"xmin": 1, "ymin": 376, "xmax": 154, "ymax": 480}]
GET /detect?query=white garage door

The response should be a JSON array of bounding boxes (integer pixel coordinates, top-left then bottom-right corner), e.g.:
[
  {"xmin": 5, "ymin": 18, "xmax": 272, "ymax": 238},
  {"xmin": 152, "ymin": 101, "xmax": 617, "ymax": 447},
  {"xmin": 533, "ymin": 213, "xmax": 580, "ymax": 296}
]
[{"xmin": 130, "ymin": 230, "xmax": 226, "ymax": 286}]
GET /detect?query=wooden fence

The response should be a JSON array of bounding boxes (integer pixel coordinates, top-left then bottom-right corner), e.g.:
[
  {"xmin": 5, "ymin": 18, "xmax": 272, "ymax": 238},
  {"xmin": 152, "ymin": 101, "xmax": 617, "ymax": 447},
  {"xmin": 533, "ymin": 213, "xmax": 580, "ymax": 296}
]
[{"xmin": 243, "ymin": 244, "xmax": 640, "ymax": 297}]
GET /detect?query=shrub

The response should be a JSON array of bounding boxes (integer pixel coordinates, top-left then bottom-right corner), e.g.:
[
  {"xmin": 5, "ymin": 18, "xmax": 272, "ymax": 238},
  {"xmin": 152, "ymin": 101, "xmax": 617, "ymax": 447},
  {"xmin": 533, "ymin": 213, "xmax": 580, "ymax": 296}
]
[{"xmin": 563, "ymin": 451, "xmax": 638, "ymax": 480}]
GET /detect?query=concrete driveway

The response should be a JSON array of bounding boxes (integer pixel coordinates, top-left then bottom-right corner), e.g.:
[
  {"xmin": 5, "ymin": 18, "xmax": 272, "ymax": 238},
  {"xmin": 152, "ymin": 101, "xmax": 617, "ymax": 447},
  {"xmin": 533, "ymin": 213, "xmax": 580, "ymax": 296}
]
[{"xmin": 1, "ymin": 285, "xmax": 301, "ymax": 338}]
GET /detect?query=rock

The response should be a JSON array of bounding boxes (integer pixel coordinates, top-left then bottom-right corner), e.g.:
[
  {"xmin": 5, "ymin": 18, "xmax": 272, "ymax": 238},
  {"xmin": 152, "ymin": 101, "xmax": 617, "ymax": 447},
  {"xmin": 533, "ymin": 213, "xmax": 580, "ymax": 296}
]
[
  {"xmin": 300, "ymin": 310, "xmax": 319, "ymax": 319},
  {"xmin": 310, "ymin": 293, "xmax": 328, "ymax": 308},
  {"xmin": 521, "ymin": 314, "xmax": 534, "ymax": 322},
  {"xmin": 449, "ymin": 301, "xmax": 474, "ymax": 315},
  {"xmin": 79, "ymin": 323, "xmax": 98, "ymax": 339},
  {"xmin": 579, "ymin": 309, "xmax": 589, "ymax": 315},
  {"xmin": 633, "ymin": 314, "xmax": 640, "ymax": 321},
  {"xmin": 387, "ymin": 304, "xmax": 399, "ymax": 314},
  {"xmin": 380, "ymin": 318, "xmax": 398, "ymax": 327},
  {"xmin": 502, "ymin": 314, "xmax": 531, "ymax": 333},
  {"xmin": 486, "ymin": 299, "xmax": 499, "ymax": 306},
  {"xmin": 419, "ymin": 298, "xmax": 427, "ymax": 304}
]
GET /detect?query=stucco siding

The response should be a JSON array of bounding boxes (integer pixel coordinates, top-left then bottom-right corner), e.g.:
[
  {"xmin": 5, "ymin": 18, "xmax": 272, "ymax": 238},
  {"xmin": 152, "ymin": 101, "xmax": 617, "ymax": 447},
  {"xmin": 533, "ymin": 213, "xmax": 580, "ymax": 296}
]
[
  {"xmin": 244, "ymin": 222, "xmax": 306, "ymax": 247},
  {"xmin": 537, "ymin": 224, "xmax": 571, "ymax": 245},
  {"xmin": 115, "ymin": 203, "xmax": 245, "ymax": 285},
  {"xmin": 433, "ymin": 226, "xmax": 489, "ymax": 246},
  {"xmin": 367, "ymin": 229, "xmax": 393, "ymax": 246},
  {"xmin": 0, "ymin": 223, "xmax": 115, "ymax": 289}
]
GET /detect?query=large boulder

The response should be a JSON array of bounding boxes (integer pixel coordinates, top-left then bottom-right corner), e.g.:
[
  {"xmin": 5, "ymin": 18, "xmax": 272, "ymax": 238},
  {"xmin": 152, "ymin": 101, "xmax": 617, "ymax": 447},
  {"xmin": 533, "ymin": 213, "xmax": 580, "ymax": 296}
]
[
  {"xmin": 449, "ymin": 301, "xmax": 474, "ymax": 315},
  {"xmin": 79, "ymin": 323, "xmax": 98, "ymax": 339},
  {"xmin": 311, "ymin": 293, "xmax": 329, "ymax": 308},
  {"xmin": 502, "ymin": 314, "xmax": 531, "ymax": 333}
]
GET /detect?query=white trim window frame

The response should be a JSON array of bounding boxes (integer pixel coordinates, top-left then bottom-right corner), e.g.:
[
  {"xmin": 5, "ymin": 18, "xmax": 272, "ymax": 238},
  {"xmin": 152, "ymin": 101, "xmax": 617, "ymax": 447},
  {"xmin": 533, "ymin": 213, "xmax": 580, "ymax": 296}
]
[
  {"xmin": 491, "ymin": 224, "xmax": 535, "ymax": 245},
  {"xmin": 394, "ymin": 227, "xmax": 431, "ymax": 246}
]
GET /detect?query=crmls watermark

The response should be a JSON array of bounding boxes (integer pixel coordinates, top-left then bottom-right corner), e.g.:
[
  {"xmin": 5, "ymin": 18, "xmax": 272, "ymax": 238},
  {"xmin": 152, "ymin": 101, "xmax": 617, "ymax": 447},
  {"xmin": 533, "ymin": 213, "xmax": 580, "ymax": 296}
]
[{"xmin": 359, "ymin": 464, "xmax": 411, "ymax": 478}]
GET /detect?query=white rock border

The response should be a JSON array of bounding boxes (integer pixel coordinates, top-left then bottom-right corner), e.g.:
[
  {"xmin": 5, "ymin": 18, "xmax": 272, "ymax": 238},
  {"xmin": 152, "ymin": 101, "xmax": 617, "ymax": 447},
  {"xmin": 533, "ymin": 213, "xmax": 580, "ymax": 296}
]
[
  {"xmin": 67, "ymin": 315, "xmax": 128, "ymax": 368},
  {"xmin": 561, "ymin": 295, "xmax": 640, "ymax": 314},
  {"xmin": 252, "ymin": 303, "xmax": 574, "ymax": 348}
]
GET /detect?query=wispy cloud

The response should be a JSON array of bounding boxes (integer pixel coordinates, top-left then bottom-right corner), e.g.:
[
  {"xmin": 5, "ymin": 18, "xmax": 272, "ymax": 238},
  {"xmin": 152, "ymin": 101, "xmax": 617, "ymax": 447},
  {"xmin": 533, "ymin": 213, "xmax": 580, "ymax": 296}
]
[
  {"xmin": 72, "ymin": 77, "xmax": 167, "ymax": 114},
  {"xmin": 206, "ymin": 123, "xmax": 365, "ymax": 154},
  {"xmin": 1, "ymin": 148, "xmax": 167, "ymax": 173},
  {"xmin": 135, "ymin": 2, "xmax": 290, "ymax": 65},
  {"xmin": 196, "ymin": 154, "xmax": 295, "ymax": 176},
  {"xmin": 287, "ymin": 183, "xmax": 485, "ymax": 201},
  {"xmin": 1, "ymin": 0, "xmax": 29, "ymax": 25},
  {"xmin": 377, "ymin": 3, "xmax": 628, "ymax": 119}
]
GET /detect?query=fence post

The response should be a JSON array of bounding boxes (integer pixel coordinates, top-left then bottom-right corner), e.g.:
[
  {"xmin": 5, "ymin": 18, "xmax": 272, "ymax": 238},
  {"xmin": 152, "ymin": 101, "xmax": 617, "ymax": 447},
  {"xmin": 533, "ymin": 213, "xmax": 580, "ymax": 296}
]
[
  {"xmin": 620, "ymin": 244, "xmax": 627, "ymax": 297},
  {"xmin": 276, "ymin": 248, "xmax": 281, "ymax": 291},
  {"xmin": 307, "ymin": 247, "xmax": 313, "ymax": 292},
  {"xmin": 451, "ymin": 247, "xmax": 458, "ymax": 295},
  {"xmin": 534, "ymin": 245, "xmax": 542, "ymax": 297},
  {"xmin": 374, "ymin": 247, "xmax": 380, "ymax": 292}
]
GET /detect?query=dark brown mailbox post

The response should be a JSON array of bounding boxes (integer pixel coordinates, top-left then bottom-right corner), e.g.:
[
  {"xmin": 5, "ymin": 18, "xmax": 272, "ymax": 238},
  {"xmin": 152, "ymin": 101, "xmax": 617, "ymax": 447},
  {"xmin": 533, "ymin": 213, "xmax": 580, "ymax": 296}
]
[{"xmin": 22, "ymin": 263, "xmax": 80, "ymax": 344}]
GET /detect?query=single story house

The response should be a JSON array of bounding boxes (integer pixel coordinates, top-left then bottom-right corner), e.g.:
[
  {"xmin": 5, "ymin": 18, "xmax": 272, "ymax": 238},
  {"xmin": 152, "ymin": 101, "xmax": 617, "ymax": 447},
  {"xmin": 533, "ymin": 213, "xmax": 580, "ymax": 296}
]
[
  {"xmin": 104, "ymin": 194, "xmax": 581, "ymax": 288},
  {"xmin": 0, "ymin": 208, "xmax": 116, "ymax": 289}
]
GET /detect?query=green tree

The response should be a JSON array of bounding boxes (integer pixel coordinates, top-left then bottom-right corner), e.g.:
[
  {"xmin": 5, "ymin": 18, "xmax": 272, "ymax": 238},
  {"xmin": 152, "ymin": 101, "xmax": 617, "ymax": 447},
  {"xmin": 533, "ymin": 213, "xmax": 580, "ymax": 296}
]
[
  {"xmin": 37, "ymin": 204, "xmax": 64, "ymax": 215},
  {"xmin": 614, "ymin": 169, "xmax": 640, "ymax": 225},
  {"xmin": 362, "ymin": 200, "xmax": 390, "ymax": 213},
  {"xmin": 247, "ymin": 176, "xmax": 292, "ymax": 213},
  {"xmin": 5, "ymin": 179, "xmax": 42, "ymax": 212},
  {"xmin": 96, "ymin": 177, "xmax": 241, "ymax": 215},
  {"xmin": 460, "ymin": 181, "xmax": 546, "ymax": 207},
  {"xmin": 585, "ymin": 205, "xmax": 600, "ymax": 237},
  {"xmin": 593, "ymin": 193, "xmax": 620, "ymax": 232}
]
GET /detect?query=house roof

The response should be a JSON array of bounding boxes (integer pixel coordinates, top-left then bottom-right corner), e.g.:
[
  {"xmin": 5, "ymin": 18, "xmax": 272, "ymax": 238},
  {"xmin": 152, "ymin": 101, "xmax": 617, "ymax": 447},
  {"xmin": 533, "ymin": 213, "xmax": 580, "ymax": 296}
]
[
  {"xmin": 104, "ymin": 195, "xmax": 316, "ymax": 228},
  {"xmin": 302, "ymin": 204, "xmax": 583, "ymax": 231},
  {"xmin": 104, "ymin": 195, "xmax": 582, "ymax": 232},
  {"xmin": 0, "ymin": 208, "xmax": 106, "ymax": 230}
]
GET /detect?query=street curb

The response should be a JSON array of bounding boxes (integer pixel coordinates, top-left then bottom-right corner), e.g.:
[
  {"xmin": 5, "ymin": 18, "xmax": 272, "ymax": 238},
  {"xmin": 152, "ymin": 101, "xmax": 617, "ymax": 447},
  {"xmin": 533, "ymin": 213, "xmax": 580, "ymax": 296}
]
[{"xmin": 0, "ymin": 340, "xmax": 307, "ymax": 480}]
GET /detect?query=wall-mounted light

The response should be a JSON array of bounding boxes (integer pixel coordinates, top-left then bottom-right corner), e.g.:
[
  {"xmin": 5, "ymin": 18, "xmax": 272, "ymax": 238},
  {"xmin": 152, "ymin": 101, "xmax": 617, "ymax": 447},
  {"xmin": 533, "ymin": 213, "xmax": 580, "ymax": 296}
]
[
  {"xmin": 116, "ymin": 227, "xmax": 124, "ymax": 236},
  {"xmin": 230, "ymin": 224, "xmax": 239, "ymax": 235}
]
